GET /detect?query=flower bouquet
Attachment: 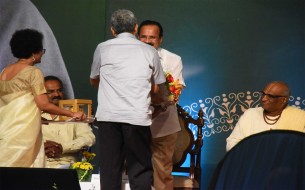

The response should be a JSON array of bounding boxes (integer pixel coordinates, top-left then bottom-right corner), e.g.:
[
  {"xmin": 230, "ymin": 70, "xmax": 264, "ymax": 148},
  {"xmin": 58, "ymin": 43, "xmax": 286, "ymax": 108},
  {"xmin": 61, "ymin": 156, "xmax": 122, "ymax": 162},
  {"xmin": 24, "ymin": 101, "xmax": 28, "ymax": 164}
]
[
  {"xmin": 152, "ymin": 72, "xmax": 184, "ymax": 118},
  {"xmin": 165, "ymin": 72, "xmax": 184, "ymax": 103},
  {"xmin": 70, "ymin": 151, "xmax": 96, "ymax": 182}
]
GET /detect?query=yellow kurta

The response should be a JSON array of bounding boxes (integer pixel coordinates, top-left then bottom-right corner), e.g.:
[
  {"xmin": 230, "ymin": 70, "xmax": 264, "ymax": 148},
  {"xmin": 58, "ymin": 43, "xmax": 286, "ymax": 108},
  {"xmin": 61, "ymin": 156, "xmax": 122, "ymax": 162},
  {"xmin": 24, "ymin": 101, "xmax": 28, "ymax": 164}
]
[
  {"xmin": 41, "ymin": 113, "xmax": 96, "ymax": 168},
  {"xmin": 0, "ymin": 66, "xmax": 46, "ymax": 167}
]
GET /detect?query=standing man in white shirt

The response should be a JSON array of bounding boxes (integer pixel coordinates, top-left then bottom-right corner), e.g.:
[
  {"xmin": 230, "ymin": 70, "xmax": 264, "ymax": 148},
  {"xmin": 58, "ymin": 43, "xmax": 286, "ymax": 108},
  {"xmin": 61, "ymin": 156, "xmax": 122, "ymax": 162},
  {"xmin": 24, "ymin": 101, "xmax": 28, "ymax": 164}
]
[
  {"xmin": 90, "ymin": 10, "xmax": 165, "ymax": 190},
  {"xmin": 138, "ymin": 20, "xmax": 186, "ymax": 190}
]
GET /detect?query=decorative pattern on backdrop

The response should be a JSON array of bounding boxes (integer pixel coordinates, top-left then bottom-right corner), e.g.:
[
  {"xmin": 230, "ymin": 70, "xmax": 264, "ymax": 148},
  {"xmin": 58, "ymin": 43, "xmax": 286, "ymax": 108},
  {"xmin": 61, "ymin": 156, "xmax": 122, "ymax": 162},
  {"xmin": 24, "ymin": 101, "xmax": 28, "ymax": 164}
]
[{"xmin": 183, "ymin": 91, "xmax": 305, "ymax": 138}]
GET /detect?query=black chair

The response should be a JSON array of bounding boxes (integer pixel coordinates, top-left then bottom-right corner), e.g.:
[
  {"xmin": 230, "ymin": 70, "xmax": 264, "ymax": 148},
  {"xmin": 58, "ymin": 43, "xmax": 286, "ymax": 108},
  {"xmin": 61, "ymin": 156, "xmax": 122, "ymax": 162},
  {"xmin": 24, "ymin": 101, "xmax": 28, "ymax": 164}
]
[
  {"xmin": 209, "ymin": 130, "xmax": 305, "ymax": 190},
  {"xmin": 173, "ymin": 104, "xmax": 204, "ymax": 190}
]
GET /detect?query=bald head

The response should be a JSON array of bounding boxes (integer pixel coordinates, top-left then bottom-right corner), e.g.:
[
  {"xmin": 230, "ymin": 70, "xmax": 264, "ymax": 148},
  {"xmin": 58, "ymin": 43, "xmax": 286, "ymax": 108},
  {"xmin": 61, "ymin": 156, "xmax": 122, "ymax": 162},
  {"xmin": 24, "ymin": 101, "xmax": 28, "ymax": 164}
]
[
  {"xmin": 264, "ymin": 81, "xmax": 290, "ymax": 97},
  {"xmin": 261, "ymin": 81, "xmax": 290, "ymax": 114}
]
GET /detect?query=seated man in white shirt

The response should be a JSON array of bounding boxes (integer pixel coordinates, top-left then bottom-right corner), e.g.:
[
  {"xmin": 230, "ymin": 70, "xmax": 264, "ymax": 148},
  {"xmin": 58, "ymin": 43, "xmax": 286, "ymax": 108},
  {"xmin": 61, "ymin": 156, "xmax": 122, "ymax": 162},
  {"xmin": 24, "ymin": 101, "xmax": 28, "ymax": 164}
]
[{"xmin": 42, "ymin": 76, "xmax": 96, "ymax": 168}]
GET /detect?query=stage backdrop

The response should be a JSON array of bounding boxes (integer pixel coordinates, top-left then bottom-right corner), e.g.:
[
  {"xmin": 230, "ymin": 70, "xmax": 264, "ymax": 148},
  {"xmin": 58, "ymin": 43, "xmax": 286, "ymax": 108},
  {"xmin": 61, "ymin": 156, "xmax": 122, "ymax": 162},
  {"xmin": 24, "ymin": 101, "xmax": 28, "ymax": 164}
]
[{"xmin": 30, "ymin": 1, "xmax": 304, "ymax": 189}]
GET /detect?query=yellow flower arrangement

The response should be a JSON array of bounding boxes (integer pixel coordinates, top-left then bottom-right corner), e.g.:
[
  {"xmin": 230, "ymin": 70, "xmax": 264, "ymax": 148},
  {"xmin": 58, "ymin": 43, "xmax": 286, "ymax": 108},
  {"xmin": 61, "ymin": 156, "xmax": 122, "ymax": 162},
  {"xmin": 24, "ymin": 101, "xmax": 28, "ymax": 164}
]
[
  {"xmin": 165, "ymin": 72, "xmax": 184, "ymax": 102},
  {"xmin": 82, "ymin": 151, "xmax": 96, "ymax": 162},
  {"xmin": 70, "ymin": 151, "xmax": 96, "ymax": 182},
  {"xmin": 71, "ymin": 161, "xmax": 93, "ymax": 170}
]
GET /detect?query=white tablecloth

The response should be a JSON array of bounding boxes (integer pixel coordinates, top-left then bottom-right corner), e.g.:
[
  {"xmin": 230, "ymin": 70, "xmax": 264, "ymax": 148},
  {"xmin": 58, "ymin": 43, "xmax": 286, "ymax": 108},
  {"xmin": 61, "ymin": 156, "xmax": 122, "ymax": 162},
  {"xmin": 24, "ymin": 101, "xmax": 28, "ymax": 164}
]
[{"xmin": 79, "ymin": 174, "xmax": 131, "ymax": 190}]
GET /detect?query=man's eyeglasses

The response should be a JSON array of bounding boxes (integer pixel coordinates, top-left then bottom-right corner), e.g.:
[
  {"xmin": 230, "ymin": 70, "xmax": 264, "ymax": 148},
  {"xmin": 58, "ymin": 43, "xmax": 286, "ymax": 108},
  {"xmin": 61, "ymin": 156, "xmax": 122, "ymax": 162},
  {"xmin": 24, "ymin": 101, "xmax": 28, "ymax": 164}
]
[
  {"xmin": 42, "ymin": 49, "xmax": 46, "ymax": 54},
  {"xmin": 260, "ymin": 91, "xmax": 286, "ymax": 99}
]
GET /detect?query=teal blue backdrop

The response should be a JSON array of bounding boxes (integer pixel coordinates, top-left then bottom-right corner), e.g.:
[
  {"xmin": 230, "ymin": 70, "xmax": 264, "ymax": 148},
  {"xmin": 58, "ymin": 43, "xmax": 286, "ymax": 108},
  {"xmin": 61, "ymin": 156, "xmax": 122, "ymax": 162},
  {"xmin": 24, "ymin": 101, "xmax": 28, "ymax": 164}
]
[{"xmin": 29, "ymin": 1, "xmax": 305, "ymax": 189}]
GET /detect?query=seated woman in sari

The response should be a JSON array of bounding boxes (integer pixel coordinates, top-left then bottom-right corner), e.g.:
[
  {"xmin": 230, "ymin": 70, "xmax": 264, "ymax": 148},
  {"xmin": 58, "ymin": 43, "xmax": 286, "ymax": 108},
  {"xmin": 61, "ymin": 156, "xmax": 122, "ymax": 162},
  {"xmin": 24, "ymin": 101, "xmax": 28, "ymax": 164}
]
[{"xmin": 0, "ymin": 29, "xmax": 86, "ymax": 167}]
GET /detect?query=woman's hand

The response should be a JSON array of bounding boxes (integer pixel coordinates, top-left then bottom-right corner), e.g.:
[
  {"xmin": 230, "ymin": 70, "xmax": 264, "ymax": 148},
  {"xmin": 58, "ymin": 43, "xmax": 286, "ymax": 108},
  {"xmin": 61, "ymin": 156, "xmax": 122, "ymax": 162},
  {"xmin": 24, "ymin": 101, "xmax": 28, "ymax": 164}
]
[{"xmin": 72, "ymin": 111, "xmax": 86, "ymax": 121}]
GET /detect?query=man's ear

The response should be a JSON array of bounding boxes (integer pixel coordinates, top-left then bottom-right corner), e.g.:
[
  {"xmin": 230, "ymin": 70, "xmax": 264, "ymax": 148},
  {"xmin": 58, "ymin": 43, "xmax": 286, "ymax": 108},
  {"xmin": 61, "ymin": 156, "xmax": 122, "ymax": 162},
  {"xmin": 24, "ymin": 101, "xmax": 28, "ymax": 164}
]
[
  {"xmin": 133, "ymin": 24, "xmax": 138, "ymax": 35},
  {"xmin": 111, "ymin": 27, "xmax": 117, "ymax": 37},
  {"xmin": 160, "ymin": 36, "xmax": 163, "ymax": 45}
]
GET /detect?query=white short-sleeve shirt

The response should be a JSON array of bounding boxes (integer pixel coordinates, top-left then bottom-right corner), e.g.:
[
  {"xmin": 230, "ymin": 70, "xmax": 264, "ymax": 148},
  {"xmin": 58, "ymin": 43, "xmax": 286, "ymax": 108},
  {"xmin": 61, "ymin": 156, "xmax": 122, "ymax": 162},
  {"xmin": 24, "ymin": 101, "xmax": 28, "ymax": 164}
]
[{"xmin": 90, "ymin": 33, "xmax": 165, "ymax": 126}]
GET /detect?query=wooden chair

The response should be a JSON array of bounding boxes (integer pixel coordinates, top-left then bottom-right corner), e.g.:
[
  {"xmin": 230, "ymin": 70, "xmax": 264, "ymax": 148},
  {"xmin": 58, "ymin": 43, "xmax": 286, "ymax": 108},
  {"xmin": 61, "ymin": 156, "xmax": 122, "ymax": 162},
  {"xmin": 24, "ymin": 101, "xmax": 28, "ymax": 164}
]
[{"xmin": 173, "ymin": 104, "xmax": 204, "ymax": 190}]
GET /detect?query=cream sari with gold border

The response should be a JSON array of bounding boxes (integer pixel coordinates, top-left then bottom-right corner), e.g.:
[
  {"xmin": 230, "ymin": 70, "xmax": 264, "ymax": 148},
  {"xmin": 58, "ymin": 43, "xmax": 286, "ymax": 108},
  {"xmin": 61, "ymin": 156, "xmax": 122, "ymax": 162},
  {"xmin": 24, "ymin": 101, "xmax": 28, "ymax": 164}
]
[{"xmin": 0, "ymin": 66, "xmax": 46, "ymax": 167}]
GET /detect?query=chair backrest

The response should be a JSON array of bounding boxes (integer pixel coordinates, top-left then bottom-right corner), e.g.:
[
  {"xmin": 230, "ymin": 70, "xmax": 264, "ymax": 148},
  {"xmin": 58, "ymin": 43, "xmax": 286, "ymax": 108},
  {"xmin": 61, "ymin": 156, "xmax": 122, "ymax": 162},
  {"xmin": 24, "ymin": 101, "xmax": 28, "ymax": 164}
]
[
  {"xmin": 173, "ymin": 104, "xmax": 204, "ymax": 186},
  {"xmin": 209, "ymin": 130, "xmax": 305, "ymax": 190}
]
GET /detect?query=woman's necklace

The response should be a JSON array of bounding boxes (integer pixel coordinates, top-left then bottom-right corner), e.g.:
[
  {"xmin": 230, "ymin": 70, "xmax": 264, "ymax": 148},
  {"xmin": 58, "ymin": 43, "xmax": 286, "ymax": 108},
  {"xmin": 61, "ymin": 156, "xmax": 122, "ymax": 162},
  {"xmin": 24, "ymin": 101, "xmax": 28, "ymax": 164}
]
[
  {"xmin": 17, "ymin": 58, "xmax": 33, "ymax": 66},
  {"xmin": 263, "ymin": 111, "xmax": 282, "ymax": 125}
]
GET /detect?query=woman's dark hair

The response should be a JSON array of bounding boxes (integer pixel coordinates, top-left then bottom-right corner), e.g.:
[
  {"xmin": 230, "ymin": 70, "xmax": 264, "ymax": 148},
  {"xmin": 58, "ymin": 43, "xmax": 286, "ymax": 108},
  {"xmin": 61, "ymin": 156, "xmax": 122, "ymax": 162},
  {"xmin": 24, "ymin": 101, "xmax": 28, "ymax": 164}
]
[{"xmin": 10, "ymin": 29, "xmax": 44, "ymax": 59}]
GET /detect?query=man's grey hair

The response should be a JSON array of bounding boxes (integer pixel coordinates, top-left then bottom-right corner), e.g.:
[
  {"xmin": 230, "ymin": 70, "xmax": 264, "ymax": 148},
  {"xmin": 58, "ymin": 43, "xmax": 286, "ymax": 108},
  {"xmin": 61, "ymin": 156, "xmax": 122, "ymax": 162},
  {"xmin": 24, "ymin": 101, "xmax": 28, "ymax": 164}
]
[{"xmin": 111, "ymin": 9, "xmax": 137, "ymax": 34}]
